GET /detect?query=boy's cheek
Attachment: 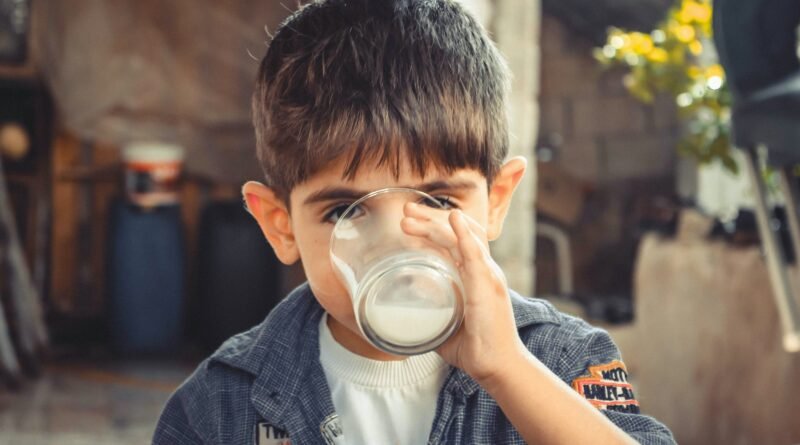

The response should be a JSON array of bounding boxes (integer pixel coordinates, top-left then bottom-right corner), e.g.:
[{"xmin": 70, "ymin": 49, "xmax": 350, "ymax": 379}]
[
  {"xmin": 305, "ymin": 261, "xmax": 357, "ymax": 318},
  {"xmin": 311, "ymin": 284, "xmax": 360, "ymax": 334}
]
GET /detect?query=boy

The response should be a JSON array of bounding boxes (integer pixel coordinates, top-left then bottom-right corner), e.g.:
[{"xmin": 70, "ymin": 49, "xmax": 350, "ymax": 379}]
[{"xmin": 154, "ymin": 0, "xmax": 676, "ymax": 443}]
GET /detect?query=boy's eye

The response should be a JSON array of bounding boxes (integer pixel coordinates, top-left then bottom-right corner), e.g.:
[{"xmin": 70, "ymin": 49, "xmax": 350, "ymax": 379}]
[
  {"xmin": 422, "ymin": 196, "xmax": 458, "ymax": 210},
  {"xmin": 324, "ymin": 203, "xmax": 364, "ymax": 224},
  {"xmin": 324, "ymin": 196, "xmax": 457, "ymax": 224}
]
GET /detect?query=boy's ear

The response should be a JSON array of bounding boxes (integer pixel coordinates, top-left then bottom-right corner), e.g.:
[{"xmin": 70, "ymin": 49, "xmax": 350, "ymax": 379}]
[
  {"xmin": 242, "ymin": 181, "xmax": 300, "ymax": 265},
  {"xmin": 486, "ymin": 156, "xmax": 528, "ymax": 241}
]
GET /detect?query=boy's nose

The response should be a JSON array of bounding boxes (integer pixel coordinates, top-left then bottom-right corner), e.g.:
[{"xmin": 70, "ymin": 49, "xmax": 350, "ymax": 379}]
[
  {"xmin": 367, "ymin": 195, "xmax": 407, "ymax": 230},
  {"xmin": 364, "ymin": 197, "xmax": 425, "ymax": 247}
]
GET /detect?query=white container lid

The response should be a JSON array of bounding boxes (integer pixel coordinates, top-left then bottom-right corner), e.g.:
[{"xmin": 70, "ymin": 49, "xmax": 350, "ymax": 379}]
[{"xmin": 123, "ymin": 141, "xmax": 185, "ymax": 164}]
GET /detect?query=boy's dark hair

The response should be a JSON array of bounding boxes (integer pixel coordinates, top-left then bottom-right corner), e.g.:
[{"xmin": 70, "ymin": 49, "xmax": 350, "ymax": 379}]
[{"xmin": 252, "ymin": 0, "xmax": 510, "ymax": 204}]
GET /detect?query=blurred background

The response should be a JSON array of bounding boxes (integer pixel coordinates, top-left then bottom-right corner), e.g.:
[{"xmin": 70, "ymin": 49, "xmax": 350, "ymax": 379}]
[{"xmin": 0, "ymin": 0, "xmax": 799, "ymax": 443}]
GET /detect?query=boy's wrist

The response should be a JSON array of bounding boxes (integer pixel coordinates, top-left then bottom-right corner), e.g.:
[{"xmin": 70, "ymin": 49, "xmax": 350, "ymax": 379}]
[{"xmin": 473, "ymin": 343, "xmax": 538, "ymax": 394}]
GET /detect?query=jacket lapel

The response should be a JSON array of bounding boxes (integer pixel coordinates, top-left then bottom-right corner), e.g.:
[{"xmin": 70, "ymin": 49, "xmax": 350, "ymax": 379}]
[{"xmin": 247, "ymin": 283, "xmax": 338, "ymax": 443}]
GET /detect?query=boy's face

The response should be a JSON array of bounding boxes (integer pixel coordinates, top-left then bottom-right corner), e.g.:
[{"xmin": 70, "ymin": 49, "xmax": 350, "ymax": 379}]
[{"xmin": 243, "ymin": 155, "xmax": 526, "ymax": 358}]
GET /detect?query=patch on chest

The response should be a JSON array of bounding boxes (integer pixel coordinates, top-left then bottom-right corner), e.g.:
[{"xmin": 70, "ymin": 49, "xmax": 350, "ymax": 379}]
[
  {"xmin": 256, "ymin": 422, "xmax": 291, "ymax": 445},
  {"xmin": 571, "ymin": 360, "xmax": 640, "ymax": 414}
]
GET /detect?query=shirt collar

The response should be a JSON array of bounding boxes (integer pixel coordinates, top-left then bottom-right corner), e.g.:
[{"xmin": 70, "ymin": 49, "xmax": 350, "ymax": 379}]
[{"xmin": 209, "ymin": 283, "xmax": 321, "ymax": 377}]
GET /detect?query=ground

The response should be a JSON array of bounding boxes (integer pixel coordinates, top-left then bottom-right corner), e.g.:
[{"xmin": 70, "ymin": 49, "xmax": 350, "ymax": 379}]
[{"xmin": 0, "ymin": 359, "xmax": 195, "ymax": 445}]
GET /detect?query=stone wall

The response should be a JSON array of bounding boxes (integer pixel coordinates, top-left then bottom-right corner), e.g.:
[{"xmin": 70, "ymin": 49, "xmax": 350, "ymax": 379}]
[
  {"xmin": 536, "ymin": 15, "xmax": 681, "ymax": 302},
  {"xmin": 539, "ymin": 15, "xmax": 679, "ymax": 185},
  {"xmin": 489, "ymin": 0, "xmax": 541, "ymax": 296}
]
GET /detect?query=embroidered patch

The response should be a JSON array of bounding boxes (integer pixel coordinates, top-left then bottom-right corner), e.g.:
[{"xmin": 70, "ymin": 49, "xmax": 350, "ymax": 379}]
[
  {"xmin": 571, "ymin": 360, "xmax": 640, "ymax": 414},
  {"xmin": 256, "ymin": 421, "xmax": 291, "ymax": 445},
  {"xmin": 320, "ymin": 414, "xmax": 346, "ymax": 445}
]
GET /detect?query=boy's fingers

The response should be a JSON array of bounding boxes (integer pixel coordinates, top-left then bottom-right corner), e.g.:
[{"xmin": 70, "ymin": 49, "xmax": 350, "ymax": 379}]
[
  {"xmin": 401, "ymin": 217, "xmax": 457, "ymax": 247},
  {"xmin": 403, "ymin": 201, "xmax": 434, "ymax": 221},
  {"xmin": 405, "ymin": 202, "xmax": 489, "ymax": 246},
  {"xmin": 400, "ymin": 216, "xmax": 462, "ymax": 264},
  {"xmin": 458, "ymin": 211, "xmax": 489, "ymax": 244},
  {"xmin": 450, "ymin": 210, "xmax": 487, "ymax": 264},
  {"xmin": 449, "ymin": 211, "xmax": 490, "ymax": 258},
  {"xmin": 450, "ymin": 210, "xmax": 508, "ymax": 289},
  {"xmin": 402, "ymin": 203, "xmax": 496, "ymax": 272}
]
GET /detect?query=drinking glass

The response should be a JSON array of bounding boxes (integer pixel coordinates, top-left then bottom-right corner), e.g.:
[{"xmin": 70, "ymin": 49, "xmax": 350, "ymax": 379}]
[{"xmin": 329, "ymin": 188, "xmax": 465, "ymax": 355}]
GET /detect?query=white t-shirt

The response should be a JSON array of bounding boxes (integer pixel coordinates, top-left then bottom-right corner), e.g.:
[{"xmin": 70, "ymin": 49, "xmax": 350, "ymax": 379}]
[{"xmin": 318, "ymin": 314, "xmax": 450, "ymax": 445}]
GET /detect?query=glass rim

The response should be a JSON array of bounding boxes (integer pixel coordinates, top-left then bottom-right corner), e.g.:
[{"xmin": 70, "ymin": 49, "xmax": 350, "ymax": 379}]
[{"xmin": 329, "ymin": 186, "xmax": 445, "ymax": 251}]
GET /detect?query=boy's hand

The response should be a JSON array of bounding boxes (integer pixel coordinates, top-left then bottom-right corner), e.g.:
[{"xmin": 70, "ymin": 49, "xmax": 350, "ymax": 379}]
[
  {"xmin": 403, "ymin": 201, "xmax": 641, "ymax": 445},
  {"xmin": 401, "ymin": 202, "xmax": 528, "ymax": 385}
]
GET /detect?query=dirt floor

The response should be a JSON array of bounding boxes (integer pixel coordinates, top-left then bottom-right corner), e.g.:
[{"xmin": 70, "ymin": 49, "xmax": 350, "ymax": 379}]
[{"xmin": 0, "ymin": 359, "xmax": 196, "ymax": 444}]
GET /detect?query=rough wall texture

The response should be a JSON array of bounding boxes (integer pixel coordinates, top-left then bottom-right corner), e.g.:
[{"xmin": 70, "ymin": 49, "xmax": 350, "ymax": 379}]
[
  {"xmin": 34, "ymin": 0, "xmax": 291, "ymax": 185},
  {"xmin": 539, "ymin": 15, "xmax": 679, "ymax": 185},
  {"xmin": 610, "ymin": 212, "xmax": 800, "ymax": 444},
  {"xmin": 489, "ymin": 0, "xmax": 540, "ymax": 296},
  {"xmin": 535, "ymin": 15, "xmax": 681, "ymax": 301}
]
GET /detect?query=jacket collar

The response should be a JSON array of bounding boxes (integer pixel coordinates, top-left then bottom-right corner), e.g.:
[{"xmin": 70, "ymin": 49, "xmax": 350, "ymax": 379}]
[
  {"xmin": 210, "ymin": 283, "xmax": 562, "ymax": 411},
  {"xmin": 209, "ymin": 283, "xmax": 332, "ymax": 433},
  {"xmin": 510, "ymin": 288, "xmax": 561, "ymax": 329}
]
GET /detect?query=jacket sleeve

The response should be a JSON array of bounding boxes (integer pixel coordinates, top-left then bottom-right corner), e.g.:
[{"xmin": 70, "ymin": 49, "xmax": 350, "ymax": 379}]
[
  {"xmin": 153, "ymin": 362, "xmax": 215, "ymax": 444},
  {"xmin": 555, "ymin": 319, "xmax": 676, "ymax": 445}
]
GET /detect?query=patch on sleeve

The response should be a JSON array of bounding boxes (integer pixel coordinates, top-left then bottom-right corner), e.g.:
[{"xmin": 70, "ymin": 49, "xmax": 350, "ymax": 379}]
[
  {"xmin": 256, "ymin": 422, "xmax": 291, "ymax": 445},
  {"xmin": 571, "ymin": 360, "xmax": 640, "ymax": 414}
]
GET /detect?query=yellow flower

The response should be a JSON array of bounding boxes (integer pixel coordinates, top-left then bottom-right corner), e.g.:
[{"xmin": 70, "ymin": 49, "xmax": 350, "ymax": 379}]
[
  {"xmin": 677, "ymin": 5, "xmax": 692, "ymax": 23},
  {"xmin": 695, "ymin": 4, "xmax": 712, "ymax": 23},
  {"xmin": 688, "ymin": 66, "xmax": 702, "ymax": 78},
  {"xmin": 675, "ymin": 24, "xmax": 696, "ymax": 43},
  {"xmin": 647, "ymin": 47, "xmax": 669, "ymax": 63},
  {"xmin": 689, "ymin": 40, "xmax": 703, "ymax": 55},
  {"xmin": 628, "ymin": 33, "xmax": 653, "ymax": 54},
  {"xmin": 705, "ymin": 64, "xmax": 725, "ymax": 79},
  {"xmin": 679, "ymin": 1, "xmax": 712, "ymax": 24}
]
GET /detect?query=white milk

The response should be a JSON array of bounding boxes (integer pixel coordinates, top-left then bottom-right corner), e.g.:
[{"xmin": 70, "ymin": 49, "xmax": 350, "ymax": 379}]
[{"xmin": 367, "ymin": 305, "xmax": 455, "ymax": 345}]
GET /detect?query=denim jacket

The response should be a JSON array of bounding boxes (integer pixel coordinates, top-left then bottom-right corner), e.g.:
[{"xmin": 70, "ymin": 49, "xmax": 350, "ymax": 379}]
[{"xmin": 153, "ymin": 283, "xmax": 675, "ymax": 444}]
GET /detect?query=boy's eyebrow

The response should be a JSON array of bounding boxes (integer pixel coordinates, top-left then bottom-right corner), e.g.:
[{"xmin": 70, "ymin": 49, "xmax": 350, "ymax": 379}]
[
  {"xmin": 303, "ymin": 179, "xmax": 478, "ymax": 205},
  {"xmin": 415, "ymin": 179, "xmax": 477, "ymax": 194}
]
